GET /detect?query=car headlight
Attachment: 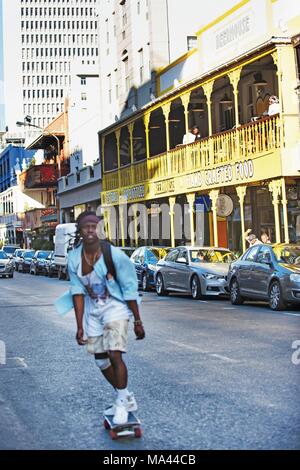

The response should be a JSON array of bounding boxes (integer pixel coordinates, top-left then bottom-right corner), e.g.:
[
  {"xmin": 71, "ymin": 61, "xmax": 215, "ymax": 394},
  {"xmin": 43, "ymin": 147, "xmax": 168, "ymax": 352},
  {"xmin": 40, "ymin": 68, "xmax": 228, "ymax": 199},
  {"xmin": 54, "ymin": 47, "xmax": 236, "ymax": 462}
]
[
  {"xmin": 290, "ymin": 274, "xmax": 300, "ymax": 283},
  {"xmin": 148, "ymin": 264, "xmax": 157, "ymax": 272},
  {"xmin": 203, "ymin": 273, "xmax": 218, "ymax": 280}
]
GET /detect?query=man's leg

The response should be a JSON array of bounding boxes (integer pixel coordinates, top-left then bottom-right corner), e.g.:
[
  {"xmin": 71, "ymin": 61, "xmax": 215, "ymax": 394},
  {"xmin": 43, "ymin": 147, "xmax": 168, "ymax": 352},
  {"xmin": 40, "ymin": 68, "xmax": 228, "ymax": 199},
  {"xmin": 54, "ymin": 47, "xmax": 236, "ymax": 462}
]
[
  {"xmin": 94, "ymin": 352, "xmax": 117, "ymax": 388},
  {"xmin": 108, "ymin": 350, "xmax": 128, "ymax": 389}
]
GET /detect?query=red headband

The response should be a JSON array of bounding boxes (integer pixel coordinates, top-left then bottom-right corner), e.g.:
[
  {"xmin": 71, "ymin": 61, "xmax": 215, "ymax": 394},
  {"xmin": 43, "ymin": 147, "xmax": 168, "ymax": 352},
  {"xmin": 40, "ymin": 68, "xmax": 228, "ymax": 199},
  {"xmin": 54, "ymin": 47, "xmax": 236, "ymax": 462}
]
[{"xmin": 78, "ymin": 214, "xmax": 100, "ymax": 227}]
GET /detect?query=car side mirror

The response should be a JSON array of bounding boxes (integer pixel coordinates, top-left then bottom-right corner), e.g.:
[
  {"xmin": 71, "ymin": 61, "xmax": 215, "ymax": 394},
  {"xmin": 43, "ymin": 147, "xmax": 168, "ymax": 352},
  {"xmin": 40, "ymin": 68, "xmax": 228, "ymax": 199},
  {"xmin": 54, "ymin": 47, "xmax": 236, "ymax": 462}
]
[{"xmin": 177, "ymin": 257, "xmax": 188, "ymax": 264}]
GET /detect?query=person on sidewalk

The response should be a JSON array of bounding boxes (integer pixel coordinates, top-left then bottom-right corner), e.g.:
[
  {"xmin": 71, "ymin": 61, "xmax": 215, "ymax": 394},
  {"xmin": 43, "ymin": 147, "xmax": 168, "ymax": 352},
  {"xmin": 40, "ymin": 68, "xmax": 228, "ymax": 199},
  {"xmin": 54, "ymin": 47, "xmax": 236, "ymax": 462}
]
[{"xmin": 68, "ymin": 210, "xmax": 145, "ymax": 425}]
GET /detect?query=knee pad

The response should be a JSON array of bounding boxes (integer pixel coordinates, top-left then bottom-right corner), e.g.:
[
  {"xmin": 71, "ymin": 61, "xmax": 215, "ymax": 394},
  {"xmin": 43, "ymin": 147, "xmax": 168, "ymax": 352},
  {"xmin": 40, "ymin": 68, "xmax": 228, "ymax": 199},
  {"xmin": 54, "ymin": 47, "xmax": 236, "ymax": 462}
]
[{"xmin": 95, "ymin": 357, "xmax": 111, "ymax": 371}]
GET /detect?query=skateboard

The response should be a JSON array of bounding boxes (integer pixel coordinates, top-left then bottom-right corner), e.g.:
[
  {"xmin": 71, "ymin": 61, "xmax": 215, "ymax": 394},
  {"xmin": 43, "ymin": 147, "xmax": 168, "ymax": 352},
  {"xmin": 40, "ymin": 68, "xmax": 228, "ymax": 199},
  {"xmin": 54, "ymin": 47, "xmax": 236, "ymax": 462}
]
[{"xmin": 103, "ymin": 411, "xmax": 143, "ymax": 440}]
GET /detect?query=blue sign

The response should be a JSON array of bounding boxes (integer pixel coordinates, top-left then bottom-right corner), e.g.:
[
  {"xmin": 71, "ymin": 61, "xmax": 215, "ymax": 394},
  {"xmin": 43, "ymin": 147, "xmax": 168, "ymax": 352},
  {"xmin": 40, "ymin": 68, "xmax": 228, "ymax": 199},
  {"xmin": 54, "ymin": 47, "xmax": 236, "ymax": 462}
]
[{"xmin": 195, "ymin": 195, "xmax": 211, "ymax": 213}]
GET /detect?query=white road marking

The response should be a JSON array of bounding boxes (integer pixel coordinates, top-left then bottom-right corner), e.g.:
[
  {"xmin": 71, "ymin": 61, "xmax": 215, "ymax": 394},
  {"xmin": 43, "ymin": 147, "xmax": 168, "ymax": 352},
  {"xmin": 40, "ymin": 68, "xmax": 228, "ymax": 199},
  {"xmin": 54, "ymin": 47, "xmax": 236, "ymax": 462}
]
[
  {"xmin": 167, "ymin": 340, "xmax": 240, "ymax": 363},
  {"xmin": 210, "ymin": 354, "xmax": 240, "ymax": 363},
  {"xmin": 223, "ymin": 307, "xmax": 236, "ymax": 310},
  {"xmin": 281, "ymin": 312, "xmax": 300, "ymax": 318},
  {"xmin": 198, "ymin": 300, "xmax": 208, "ymax": 303}
]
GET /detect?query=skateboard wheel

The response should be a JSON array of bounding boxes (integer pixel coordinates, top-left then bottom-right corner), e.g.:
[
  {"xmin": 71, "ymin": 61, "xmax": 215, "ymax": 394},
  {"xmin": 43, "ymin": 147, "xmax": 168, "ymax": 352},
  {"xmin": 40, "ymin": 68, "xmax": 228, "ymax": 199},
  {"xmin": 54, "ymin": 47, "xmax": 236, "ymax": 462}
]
[
  {"xmin": 109, "ymin": 430, "xmax": 118, "ymax": 440},
  {"xmin": 104, "ymin": 420, "xmax": 110, "ymax": 430},
  {"xmin": 134, "ymin": 427, "xmax": 142, "ymax": 438}
]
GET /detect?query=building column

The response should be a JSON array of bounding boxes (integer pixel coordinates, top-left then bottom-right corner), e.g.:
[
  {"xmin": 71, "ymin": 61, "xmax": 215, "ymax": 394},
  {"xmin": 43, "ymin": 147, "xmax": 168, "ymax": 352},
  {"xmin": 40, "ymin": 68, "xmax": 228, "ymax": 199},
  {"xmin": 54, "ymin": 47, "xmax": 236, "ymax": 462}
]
[
  {"xmin": 203, "ymin": 81, "xmax": 214, "ymax": 137},
  {"xmin": 162, "ymin": 103, "xmax": 171, "ymax": 152},
  {"xmin": 128, "ymin": 123, "xmax": 134, "ymax": 185},
  {"xmin": 209, "ymin": 189, "xmax": 219, "ymax": 247},
  {"xmin": 228, "ymin": 69, "xmax": 242, "ymax": 128},
  {"xmin": 115, "ymin": 129, "xmax": 121, "ymax": 189},
  {"xmin": 236, "ymin": 185, "xmax": 247, "ymax": 253},
  {"xmin": 103, "ymin": 209, "xmax": 111, "ymax": 240},
  {"xmin": 281, "ymin": 178, "xmax": 289, "ymax": 244},
  {"xmin": 143, "ymin": 113, "xmax": 151, "ymax": 179},
  {"xmin": 182, "ymin": 92, "xmax": 191, "ymax": 137},
  {"xmin": 269, "ymin": 180, "xmax": 282, "ymax": 244},
  {"xmin": 169, "ymin": 196, "xmax": 176, "ymax": 248},
  {"xmin": 132, "ymin": 203, "xmax": 139, "ymax": 247},
  {"xmin": 119, "ymin": 204, "xmax": 126, "ymax": 247},
  {"xmin": 186, "ymin": 193, "xmax": 195, "ymax": 246}
]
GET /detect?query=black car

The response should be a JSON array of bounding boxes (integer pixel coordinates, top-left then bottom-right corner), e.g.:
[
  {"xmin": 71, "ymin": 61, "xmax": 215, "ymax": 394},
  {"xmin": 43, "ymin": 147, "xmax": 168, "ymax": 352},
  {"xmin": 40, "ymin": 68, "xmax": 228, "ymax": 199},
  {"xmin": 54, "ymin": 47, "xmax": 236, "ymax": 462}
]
[
  {"xmin": 30, "ymin": 250, "xmax": 52, "ymax": 275},
  {"xmin": 130, "ymin": 246, "xmax": 169, "ymax": 291},
  {"xmin": 228, "ymin": 243, "xmax": 300, "ymax": 310},
  {"xmin": 45, "ymin": 251, "xmax": 58, "ymax": 277},
  {"xmin": 18, "ymin": 250, "xmax": 35, "ymax": 273}
]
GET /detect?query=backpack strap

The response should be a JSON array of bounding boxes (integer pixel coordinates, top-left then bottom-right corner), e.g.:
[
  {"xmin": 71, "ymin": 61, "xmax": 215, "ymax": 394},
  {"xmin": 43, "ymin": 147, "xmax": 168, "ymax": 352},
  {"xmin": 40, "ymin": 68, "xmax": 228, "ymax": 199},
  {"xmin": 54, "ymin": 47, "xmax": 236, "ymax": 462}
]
[{"xmin": 100, "ymin": 240, "xmax": 116, "ymax": 279}]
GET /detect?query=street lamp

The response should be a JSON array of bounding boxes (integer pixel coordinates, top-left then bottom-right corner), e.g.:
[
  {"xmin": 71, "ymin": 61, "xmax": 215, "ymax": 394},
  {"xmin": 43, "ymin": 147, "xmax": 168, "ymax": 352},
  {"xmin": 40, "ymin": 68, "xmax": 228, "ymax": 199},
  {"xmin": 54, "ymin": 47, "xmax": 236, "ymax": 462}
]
[{"xmin": 16, "ymin": 119, "xmax": 61, "ymax": 178}]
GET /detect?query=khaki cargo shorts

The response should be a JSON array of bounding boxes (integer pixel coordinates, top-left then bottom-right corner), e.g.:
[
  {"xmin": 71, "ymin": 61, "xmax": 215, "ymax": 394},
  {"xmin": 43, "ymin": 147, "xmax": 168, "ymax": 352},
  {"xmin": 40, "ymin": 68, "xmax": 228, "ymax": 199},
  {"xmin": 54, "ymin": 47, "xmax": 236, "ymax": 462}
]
[{"xmin": 87, "ymin": 319, "xmax": 129, "ymax": 354}]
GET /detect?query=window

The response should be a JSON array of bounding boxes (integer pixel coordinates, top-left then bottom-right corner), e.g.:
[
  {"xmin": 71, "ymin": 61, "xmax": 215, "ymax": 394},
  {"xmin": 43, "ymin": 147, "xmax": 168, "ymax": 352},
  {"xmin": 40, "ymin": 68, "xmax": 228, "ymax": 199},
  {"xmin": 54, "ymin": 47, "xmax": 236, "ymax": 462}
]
[
  {"xmin": 123, "ymin": 56, "xmax": 130, "ymax": 93},
  {"xmin": 81, "ymin": 76, "xmax": 86, "ymax": 85},
  {"xmin": 187, "ymin": 36, "xmax": 197, "ymax": 51},
  {"xmin": 165, "ymin": 249, "xmax": 180, "ymax": 262},
  {"xmin": 139, "ymin": 48, "xmax": 144, "ymax": 84},
  {"xmin": 256, "ymin": 246, "xmax": 272, "ymax": 265},
  {"xmin": 81, "ymin": 92, "xmax": 87, "ymax": 101},
  {"xmin": 244, "ymin": 245, "xmax": 260, "ymax": 262},
  {"xmin": 108, "ymin": 74, "xmax": 112, "ymax": 104}
]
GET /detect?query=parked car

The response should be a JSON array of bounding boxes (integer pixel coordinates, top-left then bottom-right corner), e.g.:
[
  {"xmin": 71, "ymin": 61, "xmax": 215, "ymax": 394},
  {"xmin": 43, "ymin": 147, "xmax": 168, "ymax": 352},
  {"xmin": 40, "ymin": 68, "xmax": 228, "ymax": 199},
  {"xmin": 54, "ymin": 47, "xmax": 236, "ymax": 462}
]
[
  {"xmin": 228, "ymin": 243, "xmax": 300, "ymax": 311},
  {"xmin": 13, "ymin": 249, "xmax": 25, "ymax": 271},
  {"xmin": 0, "ymin": 250, "xmax": 14, "ymax": 278},
  {"xmin": 2, "ymin": 245, "xmax": 20, "ymax": 259},
  {"xmin": 30, "ymin": 250, "xmax": 52, "ymax": 275},
  {"xmin": 44, "ymin": 251, "xmax": 58, "ymax": 277},
  {"xmin": 155, "ymin": 246, "xmax": 235, "ymax": 299},
  {"xmin": 130, "ymin": 246, "xmax": 169, "ymax": 291},
  {"xmin": 120, "ymin": 247, "xmax": 136, "ymax": 257},
  {"xmin": 18, "ymin": 250, "xmax": 35, "ymax": 273},
  {"xmin": 54, "ymin": 223, "xmax": 76, "ymax": 280}
]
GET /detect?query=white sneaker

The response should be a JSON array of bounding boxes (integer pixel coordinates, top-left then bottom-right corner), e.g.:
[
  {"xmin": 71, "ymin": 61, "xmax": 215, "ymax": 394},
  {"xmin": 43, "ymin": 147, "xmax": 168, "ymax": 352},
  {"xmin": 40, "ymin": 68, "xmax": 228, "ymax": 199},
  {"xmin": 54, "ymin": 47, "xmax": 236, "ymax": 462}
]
[
  {"xmin": 104, "ymin": 392, "xmax": 138, "ymax": 415},
  {"xmin": 113, "ymin": 399, "xmax": 128, "ymax": 425}
]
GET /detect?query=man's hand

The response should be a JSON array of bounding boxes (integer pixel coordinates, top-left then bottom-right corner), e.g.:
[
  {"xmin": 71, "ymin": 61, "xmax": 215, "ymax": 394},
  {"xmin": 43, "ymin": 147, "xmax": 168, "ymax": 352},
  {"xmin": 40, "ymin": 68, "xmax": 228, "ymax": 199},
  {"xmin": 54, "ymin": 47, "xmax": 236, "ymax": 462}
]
[
  {"xmin": 134, "ymin": 324, "xmax": 145, "ymax": 340},
  {"xmin": 76, "ymin": 327, "xmax": 87, "ymax": 346}
]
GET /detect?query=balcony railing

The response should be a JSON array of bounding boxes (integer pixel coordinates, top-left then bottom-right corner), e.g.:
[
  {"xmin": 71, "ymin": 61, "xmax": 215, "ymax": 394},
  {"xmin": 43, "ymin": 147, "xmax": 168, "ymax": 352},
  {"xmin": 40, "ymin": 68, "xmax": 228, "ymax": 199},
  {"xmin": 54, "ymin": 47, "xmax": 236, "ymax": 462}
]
[{"xmin": 103, "ymin": 115, "xmax": 280, "ymax": 191}]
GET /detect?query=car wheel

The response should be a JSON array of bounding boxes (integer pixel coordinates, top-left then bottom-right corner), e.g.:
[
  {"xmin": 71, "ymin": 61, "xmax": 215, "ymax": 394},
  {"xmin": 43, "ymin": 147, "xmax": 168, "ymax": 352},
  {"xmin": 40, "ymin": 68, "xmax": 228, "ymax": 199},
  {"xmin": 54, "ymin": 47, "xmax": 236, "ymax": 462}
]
[
  {"xmin": 15, "ymin": 264, "xmax": 19, "ymax": 272},
  {"xmin": 269, "ymin": 281, "xmax": 286, "ymax": 311},
  {"xmin": 191, "ymin": 275, "xmax": 202, "ymax": 300},
  {"xmin": 142, "ymin": 273, "xmax": 149, "ymax": 291},
  {"xmin": 230, "ymin": 278, "xmax": 244, "ymax": 305},
  {"xmin": 9, "ymin": 273, "xmax": 13, "ymax": 278},
  {"xmin": 156, "ymin": 273, "xmax": 168, "ymax": 296}
]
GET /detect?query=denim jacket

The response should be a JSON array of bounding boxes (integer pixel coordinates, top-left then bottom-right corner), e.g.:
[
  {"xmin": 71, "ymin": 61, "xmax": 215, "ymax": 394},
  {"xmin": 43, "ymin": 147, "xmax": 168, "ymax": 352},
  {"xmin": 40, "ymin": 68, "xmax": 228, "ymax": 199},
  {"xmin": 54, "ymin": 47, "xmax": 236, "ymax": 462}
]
[{"xmin": 54, "ymin": 244, "xmax": 139, "ymax": 316}]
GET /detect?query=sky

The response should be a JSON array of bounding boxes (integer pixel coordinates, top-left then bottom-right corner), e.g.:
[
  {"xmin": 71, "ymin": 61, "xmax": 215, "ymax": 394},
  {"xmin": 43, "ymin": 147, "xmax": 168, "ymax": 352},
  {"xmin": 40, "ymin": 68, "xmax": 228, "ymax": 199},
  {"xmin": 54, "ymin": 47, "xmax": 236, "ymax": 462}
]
[{"xmin": 0, "ymin": 0, "xmax": 4, "ymax": 131}]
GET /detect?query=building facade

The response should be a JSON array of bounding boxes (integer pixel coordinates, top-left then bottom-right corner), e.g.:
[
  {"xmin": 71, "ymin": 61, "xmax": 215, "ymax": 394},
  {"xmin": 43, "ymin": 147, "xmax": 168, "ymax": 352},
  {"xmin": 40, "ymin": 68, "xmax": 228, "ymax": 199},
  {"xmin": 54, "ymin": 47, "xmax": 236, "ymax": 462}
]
[
  {"xmin": 98, "ymin": 0, "xmax": 204, "ymax": 128},
  {"xmin": 2, "ymin": 0, "xmax": 99, "ymax": 132},
  {"xmin": 100, "ymin": 0, "xmax": 300, "ymax": 251}
]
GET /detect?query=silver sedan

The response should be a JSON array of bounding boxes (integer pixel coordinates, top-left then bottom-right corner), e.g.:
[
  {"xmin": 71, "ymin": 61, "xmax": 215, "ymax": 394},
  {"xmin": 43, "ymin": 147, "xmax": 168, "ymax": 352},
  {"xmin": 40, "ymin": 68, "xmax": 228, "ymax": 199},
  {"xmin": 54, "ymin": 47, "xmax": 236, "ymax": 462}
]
[{"xmin": 155, "ymin": 246, "xmax": 236, "ymax": 299}]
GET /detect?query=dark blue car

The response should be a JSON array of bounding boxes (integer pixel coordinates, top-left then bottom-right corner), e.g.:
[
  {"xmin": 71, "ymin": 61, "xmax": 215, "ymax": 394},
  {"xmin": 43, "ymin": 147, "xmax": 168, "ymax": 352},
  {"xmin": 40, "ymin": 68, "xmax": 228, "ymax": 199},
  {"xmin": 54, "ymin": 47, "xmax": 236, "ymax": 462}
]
[{"xmin": 130, "ymin": 247, "xmax": 169, "ymax": 291}]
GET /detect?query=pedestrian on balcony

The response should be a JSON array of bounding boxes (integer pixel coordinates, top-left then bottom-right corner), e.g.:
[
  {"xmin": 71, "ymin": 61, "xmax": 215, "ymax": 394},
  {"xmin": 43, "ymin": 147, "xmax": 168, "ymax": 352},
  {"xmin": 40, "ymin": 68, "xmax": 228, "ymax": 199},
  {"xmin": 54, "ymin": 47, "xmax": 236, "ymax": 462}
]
[
  {"xmin": 57, "ymin": 210, "xmax": 145, "ymax": 426},
  {"xmin": 182, "ymin": 125, "xmax": 201, "ymax": 144},
  {"xmin": 261, "ymin": 232, "xmax": 271, "ymax": 244},
  {"xmin": 266, "ymin": 95, "xmax": 280, "ymax": 116},
  {"xmin": 191, "ymin": 125, "xmax": 201, "ymax": 142}
]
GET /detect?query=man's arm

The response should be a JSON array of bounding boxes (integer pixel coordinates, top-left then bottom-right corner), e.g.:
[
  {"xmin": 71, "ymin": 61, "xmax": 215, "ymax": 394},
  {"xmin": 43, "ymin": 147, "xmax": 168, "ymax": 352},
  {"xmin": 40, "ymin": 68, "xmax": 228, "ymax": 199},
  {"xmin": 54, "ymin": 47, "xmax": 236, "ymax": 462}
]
[
  {"xmin": 126, "ymin": 300, "xmax": 145, "ymax": 340},
  {"xmin": 73, "ymin": 294, "xmax": 86, "ymax": 345}
]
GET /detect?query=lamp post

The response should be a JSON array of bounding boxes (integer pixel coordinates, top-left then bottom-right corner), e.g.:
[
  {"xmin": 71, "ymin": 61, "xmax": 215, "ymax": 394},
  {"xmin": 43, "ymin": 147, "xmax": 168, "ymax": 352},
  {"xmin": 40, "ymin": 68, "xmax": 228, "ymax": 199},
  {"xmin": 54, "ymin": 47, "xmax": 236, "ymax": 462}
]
[{"xmin": 16, "ymin": 119, "xmax": 61, "ymax": 178}]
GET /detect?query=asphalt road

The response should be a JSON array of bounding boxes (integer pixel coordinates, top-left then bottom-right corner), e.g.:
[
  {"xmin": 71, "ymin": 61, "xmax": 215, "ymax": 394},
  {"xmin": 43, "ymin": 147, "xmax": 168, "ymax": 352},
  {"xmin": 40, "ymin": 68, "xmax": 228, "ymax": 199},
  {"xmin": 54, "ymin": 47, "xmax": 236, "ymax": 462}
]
[{"xmin": 0, "ymin": 271, "xmax": 300, "ymax": 450}]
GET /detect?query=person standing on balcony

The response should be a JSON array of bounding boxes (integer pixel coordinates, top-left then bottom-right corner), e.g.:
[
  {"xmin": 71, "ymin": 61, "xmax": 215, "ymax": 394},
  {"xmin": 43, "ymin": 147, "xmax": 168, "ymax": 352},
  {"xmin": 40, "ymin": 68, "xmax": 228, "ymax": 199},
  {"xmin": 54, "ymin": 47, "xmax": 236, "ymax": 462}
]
[
  {"xmin": 266, "ymin": 95, "xmax": 280, "ymax": 116},
  {"xmin": 66, "ymin": 211, "xmax": 145, "ymax": 425},
  {"xmin": 182, "ymin": 125, "xmax": 201, "ymax": 144}
]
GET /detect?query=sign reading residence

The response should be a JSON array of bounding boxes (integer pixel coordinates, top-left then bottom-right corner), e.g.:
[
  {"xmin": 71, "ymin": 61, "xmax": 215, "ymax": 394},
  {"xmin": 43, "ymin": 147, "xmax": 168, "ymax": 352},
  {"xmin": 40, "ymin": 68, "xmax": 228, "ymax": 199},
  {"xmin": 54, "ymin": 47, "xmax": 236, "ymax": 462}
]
[{"xmin": 119, "ymin": 185, "xmax": 145, "ymax": 203}]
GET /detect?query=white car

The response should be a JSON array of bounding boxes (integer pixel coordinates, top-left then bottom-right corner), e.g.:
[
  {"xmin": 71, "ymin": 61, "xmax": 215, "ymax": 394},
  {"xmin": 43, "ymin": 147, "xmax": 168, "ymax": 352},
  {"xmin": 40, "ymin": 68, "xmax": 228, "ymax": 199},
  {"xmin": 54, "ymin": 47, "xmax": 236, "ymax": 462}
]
[{"xmin": 0, "ymin": 250, "xmax": 14, "ymax": 278}]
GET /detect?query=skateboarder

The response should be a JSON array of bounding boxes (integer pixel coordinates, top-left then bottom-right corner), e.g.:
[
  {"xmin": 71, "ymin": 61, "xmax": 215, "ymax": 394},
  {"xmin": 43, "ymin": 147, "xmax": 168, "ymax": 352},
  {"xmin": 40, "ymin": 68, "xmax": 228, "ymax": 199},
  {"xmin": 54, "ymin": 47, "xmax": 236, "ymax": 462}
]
[{"xmin": 68, "ymin": 210, "xmax": 145, "ymax": 425}]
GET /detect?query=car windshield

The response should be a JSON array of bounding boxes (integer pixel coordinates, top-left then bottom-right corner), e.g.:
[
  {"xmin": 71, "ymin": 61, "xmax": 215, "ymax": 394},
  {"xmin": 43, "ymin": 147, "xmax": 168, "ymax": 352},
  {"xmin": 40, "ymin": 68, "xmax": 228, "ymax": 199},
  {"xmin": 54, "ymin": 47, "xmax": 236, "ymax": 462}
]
[
  {"xmin": 0, "ymin": 251, "xmax": 8, "ymax": 260},
  {"xmin": 37, "ymin": 251, "xmax": 51, "ymax": 259},
  {"xmin": 24, "ymin": 251, "xmax": 35, "ymax": 258},
  {"xmin": 190, "ymin": 249, "xmax": 235, "ymax": 263},
  {"xmin": 147, "ymin": 248, "xmax": 168, "ymax": 263},
  {"xmin": 15, "ymin": 250, "xmax": 24, "ymax": 256},
  {"xmin": 273, "ymin": 246, "xmax": 300, "ymax": 265},
  {"xmin": 3, "ymin": 247, "xmax": 17, "ymax": 254}
]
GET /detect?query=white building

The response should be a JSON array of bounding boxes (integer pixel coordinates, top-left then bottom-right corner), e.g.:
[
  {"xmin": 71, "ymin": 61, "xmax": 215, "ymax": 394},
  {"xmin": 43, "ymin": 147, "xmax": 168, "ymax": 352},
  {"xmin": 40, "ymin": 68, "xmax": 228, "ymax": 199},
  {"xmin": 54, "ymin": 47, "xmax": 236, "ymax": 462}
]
[
  {"xmin": 68, "ymin": 59, "xmax": 100, "ymax": 170},
  {"xmin": 0, "ymin": 185, "xmax": 43, "ymax": 244},
  {"xmin": 2, "ymin": 0, "xmax": 100, "ymax": 133}
]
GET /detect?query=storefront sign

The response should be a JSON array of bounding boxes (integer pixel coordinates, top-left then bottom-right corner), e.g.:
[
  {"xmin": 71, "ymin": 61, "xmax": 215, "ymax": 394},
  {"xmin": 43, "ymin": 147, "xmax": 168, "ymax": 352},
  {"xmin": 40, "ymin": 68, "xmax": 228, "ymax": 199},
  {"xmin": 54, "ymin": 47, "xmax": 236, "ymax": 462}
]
[
  {"xmin": 216, "ymin": 14, "xmax": 252, "ymax": 51},
  {"xmin": 216, "ymin": 194, "xmax": 234, "ymax": 217},
  {"xmin": 155, "ymin": 178, "xmax": 175, "ymax": 195},
  {"xmin": 186, "ymin": 172, "xmax": 203, "ymax": 189},
  {"xmin": 120, "ymin": 185, "xmax": 145, "ymax": 202},
  {"xmin": 104, "ymin": 191, "xmax": 119, "ymax": 205}
]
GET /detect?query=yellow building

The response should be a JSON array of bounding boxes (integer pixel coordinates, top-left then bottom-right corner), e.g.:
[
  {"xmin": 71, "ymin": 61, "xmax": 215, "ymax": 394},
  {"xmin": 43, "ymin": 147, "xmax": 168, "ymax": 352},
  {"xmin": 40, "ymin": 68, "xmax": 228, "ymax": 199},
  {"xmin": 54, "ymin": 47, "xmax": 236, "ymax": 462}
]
[{"xmin": 100, "ymin": 0, "xmax": 300, "ymax": 252}]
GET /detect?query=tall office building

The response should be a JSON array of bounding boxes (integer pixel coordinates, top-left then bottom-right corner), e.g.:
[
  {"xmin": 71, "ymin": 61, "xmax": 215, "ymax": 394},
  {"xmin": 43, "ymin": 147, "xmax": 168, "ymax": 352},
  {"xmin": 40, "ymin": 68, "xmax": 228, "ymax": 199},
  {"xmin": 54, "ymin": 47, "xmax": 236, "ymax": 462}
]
[{"xmin": 2, "ymin": 0, "xmax": 99, "ymax": 132}]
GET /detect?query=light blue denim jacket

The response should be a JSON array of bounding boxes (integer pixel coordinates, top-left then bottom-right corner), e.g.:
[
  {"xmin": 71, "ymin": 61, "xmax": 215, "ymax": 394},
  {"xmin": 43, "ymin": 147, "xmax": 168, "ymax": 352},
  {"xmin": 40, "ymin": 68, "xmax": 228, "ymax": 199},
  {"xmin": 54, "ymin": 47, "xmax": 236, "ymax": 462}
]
[{"xmin": 54, "ymin": 244, "xmax": 139, "ymax": 316}]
